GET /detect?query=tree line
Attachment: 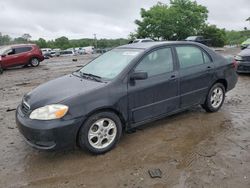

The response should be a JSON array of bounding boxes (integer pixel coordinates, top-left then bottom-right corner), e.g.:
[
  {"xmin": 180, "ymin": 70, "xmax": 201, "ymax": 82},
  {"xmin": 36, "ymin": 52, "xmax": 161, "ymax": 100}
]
[{"xmin": 131, "ymin": 0, "xmax": 250, "ymax": 47}]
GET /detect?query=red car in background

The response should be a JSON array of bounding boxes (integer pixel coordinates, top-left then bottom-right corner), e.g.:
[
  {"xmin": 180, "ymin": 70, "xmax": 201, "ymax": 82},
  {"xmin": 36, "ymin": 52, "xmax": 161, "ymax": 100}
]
[{"xmin": 0, "ymin": 44, "xmax": 44, "ymax": 74}]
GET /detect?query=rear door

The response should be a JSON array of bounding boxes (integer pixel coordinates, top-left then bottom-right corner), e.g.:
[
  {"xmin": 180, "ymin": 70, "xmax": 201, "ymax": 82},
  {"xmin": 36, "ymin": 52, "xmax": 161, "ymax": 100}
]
[
  {"xmin": 175, "ymin": 45, "xmax": 214, "ymax": 108},
  {"xmin": 128, "ymin": 47, "xmax": 179, "ymax": 124}
]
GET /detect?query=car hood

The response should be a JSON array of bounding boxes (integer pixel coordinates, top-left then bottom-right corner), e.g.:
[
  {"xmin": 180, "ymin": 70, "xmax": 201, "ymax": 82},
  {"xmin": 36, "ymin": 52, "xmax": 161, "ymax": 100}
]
[
  {"xmin": 23, "ymin": 74, "xmax": 106, "ymax": 109},
  {"xmin": 239, "ymin": 48, "xmax": 250, "ymax": 57},
  {"xmin": 242, "ymin": 40, "xmax": 250, "ymax": 45}
]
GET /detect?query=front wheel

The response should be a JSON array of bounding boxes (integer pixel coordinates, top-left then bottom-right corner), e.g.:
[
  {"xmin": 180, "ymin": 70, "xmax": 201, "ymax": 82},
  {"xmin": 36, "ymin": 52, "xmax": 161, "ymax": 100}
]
[
  {"xmin": 30, "ymin": 58, "xmax": 40, "ymax": 67},
  {"xmin": 78, "ymin": 112, "xmax": 122, "ymax": 154},
  {"xmin": 202, "ymin": 83, "xmax": 225, "ymax": 112}
]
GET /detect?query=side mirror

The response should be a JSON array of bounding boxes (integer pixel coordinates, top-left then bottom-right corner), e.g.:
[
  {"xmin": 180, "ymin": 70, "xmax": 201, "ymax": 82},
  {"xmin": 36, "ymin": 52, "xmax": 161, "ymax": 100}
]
[
  {"xmin": 130, "ymin": 71, "xmax": 148, "ymax": 80},
  {"xmin": 1, "ymin": 54, "xmax": 6, "ymax": 58}
]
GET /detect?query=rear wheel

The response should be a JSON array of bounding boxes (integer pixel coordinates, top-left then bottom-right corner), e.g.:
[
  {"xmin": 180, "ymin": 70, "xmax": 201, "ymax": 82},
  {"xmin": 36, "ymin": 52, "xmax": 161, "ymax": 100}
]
[
  {"xmin": 30, "ymin": 58, "xmax": 40, "ymax": 67},
  {"xmin": 78, "ymin": 111, "xmax": 122, "ymax": 154},
  {"xmin": 202, "ymin": 83, "xmax": 225, "ymax": 112}
]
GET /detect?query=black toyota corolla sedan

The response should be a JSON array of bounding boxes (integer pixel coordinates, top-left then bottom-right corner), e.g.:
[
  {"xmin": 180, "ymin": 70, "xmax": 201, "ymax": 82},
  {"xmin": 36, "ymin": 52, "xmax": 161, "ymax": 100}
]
[{"xmin": 16, "ymin": 41, "xmax": 238, "ymax": 154}]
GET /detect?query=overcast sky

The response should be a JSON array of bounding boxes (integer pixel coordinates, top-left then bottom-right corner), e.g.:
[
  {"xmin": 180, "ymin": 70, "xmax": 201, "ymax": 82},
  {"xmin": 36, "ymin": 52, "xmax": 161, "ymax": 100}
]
[{"xmin": 0, "ymin": 0, "xmax": 249, "ymax": 40}]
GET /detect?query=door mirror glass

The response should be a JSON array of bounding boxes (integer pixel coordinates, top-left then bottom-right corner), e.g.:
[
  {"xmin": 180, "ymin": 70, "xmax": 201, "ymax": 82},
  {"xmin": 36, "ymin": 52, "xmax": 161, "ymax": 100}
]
[{"xmin": 130, "ymin": 71, "xmax": 148, "ymax": 80}]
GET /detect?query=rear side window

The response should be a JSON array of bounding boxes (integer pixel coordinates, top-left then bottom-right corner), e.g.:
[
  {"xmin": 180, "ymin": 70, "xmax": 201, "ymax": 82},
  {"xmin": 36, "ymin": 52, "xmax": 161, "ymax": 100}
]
[
  {"xmin": 135, "ymin": 48, "xmax": 173, "ymax": 77},
  {"xmin": 203, "ymin": 52, "xmax": 212, "ymax": 63},
  {"xmin": 176, "ymin": 46, "xmax": 205, "ymax": 69},
  {"xmin": 14, "ymin": 47, "xmax": 32, "ymax": 54}
]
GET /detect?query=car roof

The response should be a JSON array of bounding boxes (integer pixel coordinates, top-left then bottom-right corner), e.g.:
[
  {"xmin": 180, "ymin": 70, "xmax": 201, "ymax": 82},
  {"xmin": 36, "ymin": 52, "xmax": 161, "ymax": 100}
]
[
  {"xmin": 1, "ymin": 44, "xmax": 37, "ymax": 48},
  {"xmin": 117, "ymin": 41, "xmax": 203, "ymax": 50}
]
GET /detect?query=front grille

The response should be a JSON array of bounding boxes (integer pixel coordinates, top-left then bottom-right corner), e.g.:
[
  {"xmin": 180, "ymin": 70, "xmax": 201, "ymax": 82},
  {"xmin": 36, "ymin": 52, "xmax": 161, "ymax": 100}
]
[
  {"xmin": 238, "ymin": 65, "xmax": 250, "ymax": 71},
  {"xmin": 243, "ymin": 56, "xmax": 250, "ymax": 61},
  {"xmin": 21, "ymin": 101, "xmax": 30, "ymax": 116}
]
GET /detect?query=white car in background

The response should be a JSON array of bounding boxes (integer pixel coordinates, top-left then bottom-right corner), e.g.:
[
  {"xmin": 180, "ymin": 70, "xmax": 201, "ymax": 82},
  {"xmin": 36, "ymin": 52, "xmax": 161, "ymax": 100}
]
[
  {"xmin": 41, "ymin": 48, "xmax": 52, "ymax": 58},
  {"xmin": 81, "ymin": 46, "xmax": 94, "ymax": 54},
  {"xmin": 132, "ymin": 38, "xmax": 154, "ymax": 43},
  {"xmin": 74, "ymin": 47, "xmax": 86, "ymax": 55},
  {"xmin": 59, "ymin": 50, "xmax": 76, "ymax": 57}
]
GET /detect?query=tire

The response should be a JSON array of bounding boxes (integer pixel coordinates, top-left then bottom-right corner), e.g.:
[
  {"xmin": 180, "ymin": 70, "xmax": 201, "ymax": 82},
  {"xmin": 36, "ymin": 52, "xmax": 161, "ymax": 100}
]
[
  {"xmin": 30, "ymin": 58, "xmax": 40, "ymax": 67},
  {"xmin": 78, "ymin": 111, "xmax": 122, "ymax": 154},
  {"xmin": 202, "ymin": 83, "xmax": 225, "ymax": 112}
]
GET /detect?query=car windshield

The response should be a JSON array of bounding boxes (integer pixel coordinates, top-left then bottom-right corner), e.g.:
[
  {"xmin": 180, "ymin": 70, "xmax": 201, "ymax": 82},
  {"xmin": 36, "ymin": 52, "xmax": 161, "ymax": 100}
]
[
  {"xmin": 0, "ymin": 46, "xmax": 10, "ymax": 55},
  {"xmin": 79, "ymin": 49, "xmax": 142, "ymax": 80}
]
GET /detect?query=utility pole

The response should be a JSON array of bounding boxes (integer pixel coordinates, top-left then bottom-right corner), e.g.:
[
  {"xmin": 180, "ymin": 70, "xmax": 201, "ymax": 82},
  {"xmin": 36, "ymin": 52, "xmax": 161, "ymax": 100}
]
[{"xmin": 93, "ymin": 34, "xmax": 97, "ymax": 49}]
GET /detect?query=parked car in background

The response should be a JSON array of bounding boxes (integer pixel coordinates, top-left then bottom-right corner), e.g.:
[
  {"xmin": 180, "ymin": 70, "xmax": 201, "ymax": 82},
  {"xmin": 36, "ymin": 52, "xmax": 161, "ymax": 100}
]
[
  {"xmin": 59, "ymin": 50, "xmax": 76, "ymax": 57},
  {"xmin": 75, "ymin": 47, "xmax": 86, "ymax": 55},
  {"xmin": 41, "ymin": 48, "xmax": 52, "ymax": 59},
  {"xmin": 241, "ymin": 38, "xmax": 250, "ymax": 50},
  {"xmin": 129, "ymin": 38, "xmax": 154, "ymax": 44},
  {"xmin": 82, "ymin": 46, "xmax": 94, "ymax": 54},
  {"xmin": 0, "ymin": 44, "xmax": 44, "ymax": 74},
  {"xmin": 185, "ymin": 36, "xmax": 210, "ymax": 46},
  {"xmin": 235, "ymin": 45, "xmax": 250, "ymax": 73},
  {"xmin": 16, "ymin": 41, "xmax": 237, "ymax": 154},
  {"xmin": 95, "ymin": 48, "xmax": 112, "ymax": 54}
]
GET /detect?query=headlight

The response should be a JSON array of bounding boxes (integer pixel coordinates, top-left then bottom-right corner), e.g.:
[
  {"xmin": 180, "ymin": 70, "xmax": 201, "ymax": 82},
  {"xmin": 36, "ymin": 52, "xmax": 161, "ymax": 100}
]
[
  {"xmin": 29, "ymin": 104, "xmax": 69, "ymax": 120},
  {"xmin": 235, "ymin": 55, "xmax": 242, "ymax": 61}
]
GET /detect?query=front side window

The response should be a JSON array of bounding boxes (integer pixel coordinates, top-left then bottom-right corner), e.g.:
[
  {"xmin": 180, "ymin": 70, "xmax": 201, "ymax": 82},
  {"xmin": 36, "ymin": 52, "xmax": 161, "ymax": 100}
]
[
  {"xmin": 80, "ymin": 49, "xmax": 142, "ymax": 80},
  {"xmin": 176, "ymin": 46, "xmax": 205, "ymax": 68},
  {"xmin": 135, "ymin": 48, "xmax": 174, "ymax": 77},
  {"xmin": 15, "ymin": 47, "xmax": 32, "ymax": 54}
]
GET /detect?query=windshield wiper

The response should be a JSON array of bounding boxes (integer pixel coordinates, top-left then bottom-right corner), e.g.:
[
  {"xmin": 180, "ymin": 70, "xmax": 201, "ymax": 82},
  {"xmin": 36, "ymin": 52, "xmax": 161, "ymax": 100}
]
[{"xmin": 79, "ymin": 72, "xmax": 103, "ymax": 82}]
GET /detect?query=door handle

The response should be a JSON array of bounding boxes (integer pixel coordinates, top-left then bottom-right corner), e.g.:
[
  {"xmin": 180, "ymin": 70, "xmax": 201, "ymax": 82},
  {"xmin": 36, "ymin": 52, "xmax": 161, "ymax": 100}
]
[
  {"xmin": 170, "ymin": 74, "xmax": 177, "ymax": 80},
  {"xmin": 206, "ymin": 66, "xmax": 212, "ymax": 72}
]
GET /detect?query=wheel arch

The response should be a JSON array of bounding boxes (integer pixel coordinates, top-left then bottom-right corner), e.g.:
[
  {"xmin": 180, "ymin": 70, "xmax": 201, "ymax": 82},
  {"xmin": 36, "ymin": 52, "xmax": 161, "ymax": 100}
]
[
  {"xmin": 29, "ymin": 56, "xmax": 41, "ymax": 62},
  {"xmin": 214, "ymin": 79, "xmax": 228, "ymax": 91}
]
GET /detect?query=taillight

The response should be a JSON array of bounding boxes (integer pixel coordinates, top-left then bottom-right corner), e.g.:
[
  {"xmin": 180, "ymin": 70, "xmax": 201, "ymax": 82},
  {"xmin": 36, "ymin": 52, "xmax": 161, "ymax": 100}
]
[{"xmin": 232, "ymin": 59, "xmax": 238, "ymax": 69}]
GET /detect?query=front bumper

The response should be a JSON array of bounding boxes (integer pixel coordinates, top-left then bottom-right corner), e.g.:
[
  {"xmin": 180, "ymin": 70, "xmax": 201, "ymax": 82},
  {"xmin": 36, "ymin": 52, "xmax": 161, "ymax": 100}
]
[
  {"xmin": 16, "ymin": 105, "xmax": 84, "ymax": 150},
  {"xmin": 237, "ymin": 61, "xmax": 250, "ymax": 73}
]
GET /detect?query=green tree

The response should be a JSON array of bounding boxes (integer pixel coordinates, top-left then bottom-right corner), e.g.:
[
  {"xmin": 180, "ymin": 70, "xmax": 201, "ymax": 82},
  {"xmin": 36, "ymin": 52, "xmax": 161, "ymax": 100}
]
[
  {"xmin": 22, "ymin": 33, "xmax": 32, "ymax": 41},
  {"xmin": 0, "ymin": 33, "xmax": 11, "ymax": 45},
  {"xmin": 135, "ymin": 0, "xmax": 208, "ymax": 40},
  {"xmin": 54, "ymin": 36, "xmax": 70, "ymax": 49},
  {"xmin": 200, "ymin": 25, "xmax": 226, "ymax": 47},
  {"xmin": 35, "ymin": 38, "xmax": 47, "ymax": 48},
  {"xmin": 14, "ymin": 37, "xmax": 28, "ymax": 44}
]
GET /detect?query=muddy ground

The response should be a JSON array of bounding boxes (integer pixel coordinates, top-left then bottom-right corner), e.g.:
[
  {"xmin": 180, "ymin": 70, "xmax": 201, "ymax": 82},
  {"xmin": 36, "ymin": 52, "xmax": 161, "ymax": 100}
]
[{"xmin": 0, "ymin": 48, "xmax": 250, "ymax": 188}]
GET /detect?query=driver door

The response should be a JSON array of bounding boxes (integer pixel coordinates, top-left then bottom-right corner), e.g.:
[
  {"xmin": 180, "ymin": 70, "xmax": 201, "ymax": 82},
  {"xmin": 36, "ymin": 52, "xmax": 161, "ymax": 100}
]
[
  {"xmin": 2, "ymin": 48, "xmax": 21, "ymax": 68},
  {"xmin": 128, "ymin": 47, "xmax": 179, "ymax": 125}
]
